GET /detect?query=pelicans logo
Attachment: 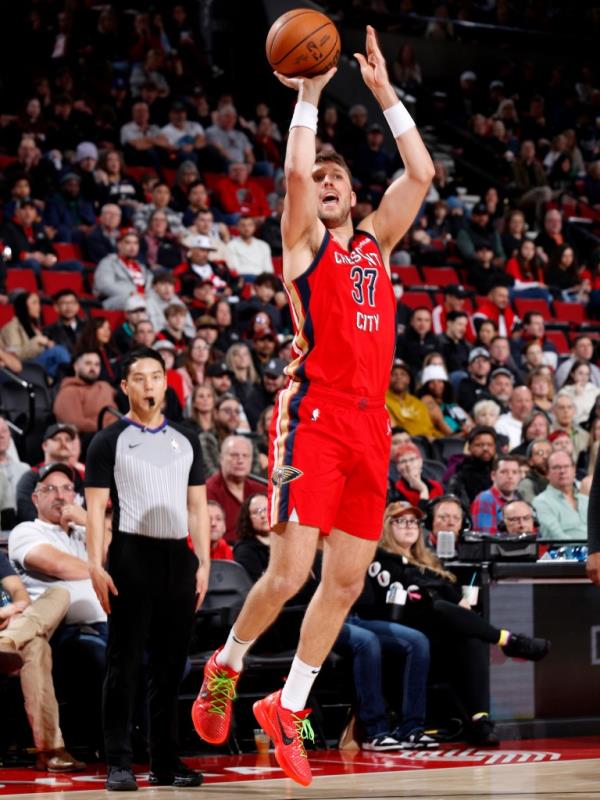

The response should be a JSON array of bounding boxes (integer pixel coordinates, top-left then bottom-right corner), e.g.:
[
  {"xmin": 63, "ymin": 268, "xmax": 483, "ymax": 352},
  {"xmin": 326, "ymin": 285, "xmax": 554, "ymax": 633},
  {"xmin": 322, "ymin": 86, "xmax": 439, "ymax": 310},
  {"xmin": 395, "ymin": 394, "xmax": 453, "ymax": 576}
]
[{"xmin": 271, "ymin": 466, "xmax": 304, "ymax": 487}]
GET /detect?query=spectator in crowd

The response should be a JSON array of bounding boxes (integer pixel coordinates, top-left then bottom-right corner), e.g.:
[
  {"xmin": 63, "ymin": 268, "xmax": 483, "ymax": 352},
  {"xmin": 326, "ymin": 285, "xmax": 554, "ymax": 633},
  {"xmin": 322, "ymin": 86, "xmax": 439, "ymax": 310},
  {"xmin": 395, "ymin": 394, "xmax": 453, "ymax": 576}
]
[
  {"xmin": 511, "ymin": 140, "xmax": 551, "ymax": 222},
  {"xmin": 473, "ymin": 284, "xmax": 518, "ymax": 337},
  {"xmin": 157, "ymin": 302, "xmax": 190, "ymax": 353},
  {"xmin": 0, "ymin": 553, "xmax": 80, "ymax": 772},
  {"xmin": 353, "ymin": 123, "xmax": 394, "ymax": 193},
  {"xmin": 552, "ymin": 392, "xmax": 589, "ymax": 461},
  {"xmin": 547, "ymin": 245, "xmax": 587, "ymax": 302},
  {"xmin": 456, "ymin": 202, "xmax": 504, "ymax": 267},
  {"xmin": 457, "ymin": 347, "xmax": 494, "ymax": 412},
  {"xmin": 501, "ymin": 499, "xmax": 538, "ymax": 536},
  {"xmin": 471, "ymin": 455, "xmax": 522, "ymax": 534},
  {"xmin": 559, "ymin": 361, "xmax": 600, "ymax": 426},
  {"xmin": 141, "ymin": 210, "xmax": 182, "ymax": 271},
  {"xmin": 237, "ymin": 272, "xmax": 282, "ymax": 332},
  {"xmin": 511, "ymin": 311, "xmax": 557, "ymax": 370},
  {"xmin": 1, "ymin": 199, "xmax": 59, "ymax": 276},
  {"xmin": 511, "ymin": 410, "xmax": 551, "ymax": 457},
  {"xmin": 431, "ymin": 285, "xmax": 474, "ymax": 340},
  {"xmin": 43, "ymin": 290, "xmax": 85, "ymax": 354},
  {"xmin": 417, "ymin": 364, "xmax": 472, "ymax": 437},
  {"xmin": 112, "ymin": 295, "xmax": 149, "ymax": 355},
  {"xmin": 145, "ymin": 269, "xmax": 195, "ymax": 338},
  {"xmin": 505, "ymin": 241, "xmax": 552, "ymax": 304},
  {"xmin": 208, "ymin": 499, "xmax": 233, "ymax": 561},
  {"xmin": 205, "ymin": 361, "xmax": 233, "ymax": 400},
  {"xmin": 489, "ymin": 336, "xmax": 522, "ymax": 383},
  {"xmin": 555, "ymin": 335, "xmax": 600, "ymax": 388},
  {"xmin": 199, "ymin": 393, "xmax": 245, "ymax": 476},
  {"xmin": 385, "ymin": 358, "xmax": 439, "ymax": 439},
  {"xmin": 518, "ymin": 439, "xmax": 552, "ymax": 504},
  {"xmin": 95, "ymin": 151, "xmax": 142, "ymax": 221},
  {"xmin": 527, "ymin": 366, "xmax": 555, "ymax": 414},
  {"xmin": 205, "ymin": 105, "xmax": 254, "ymax": 166},
  {"xmin": 4, "ymin": 136, "xmax": 56, "ymax": 198},
  {"xmin": 53, "ymin": 350, "xmax": 116, "ymax": 436},
  {"xmin": 438, "ymin": 310, "xmax": 471, "ymax": 376},
  {"xmin": 501, "ymin": 209, "xmax": 527, "ymax": 259},
  {"xmin": 251, "ymin": 329, "xmax": 279, "ymax": 375},
  {"xmin": 171, "ymin": 166, "xmax": 203, "ymax": 214},
  {"xmin": 160, "ymin": 102, "xmax": 206, "ymax": 163},
  {"xmin": 232, "ymin": 492, "xmax": 271, "ymax": 583},
  {"xmin": 389, "ymin": 442, "xmax": 444, "ymax": 509},
  {"xmin": 533, "ymin": 450, "xmax": 588, "ymax": 540},
  {"xmin": 84, "ymin": 203, "xmax": 122, "ymax": 264},
  {"xmin": 44, "ymin": 173, "xmax": 96, "ymax": 244},
  {"xmin": 176, "ymin": 336, "xmax": 211, "ymax": 408},
  {"xmin": 448, "ymin": 426, "xmax": 497, "ymax": 506},
  {"xmin": 188, "ymin": 208, "xmax": 230, "ymax": 260},
  {"xmin": 16, "ymin": 424, "xmax": 85, "ymax": 523},
  {"xmin": 93, "ymin": 229, "xmax": 152, "ymax": 310},
  {"xmin": 132, "ymin": 319, "xmax": 156, "ymax": 349},
  {"xmin": 535, "ymin": 209, "xmax": 572, "ymax": 263},
  {"xmin": 216, "ymin": 162, "xmax": 270, "ymax": 224},
  {"xmin": 185, "ymin": 384, "xmax": 217, "ymax": 437},
  {"xmin": 487, "ymin": 367, "xmax": 514, "ymax": 412},
  {"xmin": 133, "ymin": 182, "xmax": 185, "ymax": 237},
  {"xmin": 496, "ymin": 386, "xmax": 534, "ymax": 450},
  {"xmin": 577, "ymin": 416, "xmax": 600, "ymax": 478},
  {"xmin": 205, "ymin": 435, "xmax": 265, "ymax": 542},
  {"xmin": 77, "ymin": 317, "xmax": 119, "ymax": 383},
  {"xmin": 426, "ymin": 494, "xmax": 468, "ymax": 548},
  {"xmin": 473, "ymin": 318, "xmax": 498, "ymax": 351},
  {"xmin": 8, "ymin": 464, "xmax": 108, "ymax": 751},
  {"xmin": 0, "ymin": 418, "xmax": 29, "ymax": 522},
  {"xmin": 225, "ymin": 216, "xmax": 273, "ymax": 277},
  {"xmin": 0, "ymin": 292, "xmax": 70, "ymax": 378},
  {"xmin": 179, "ymin": 235, "xmax": 228, "ymax": 296},
  {"xmin": 396, "ymin": 307, "xmax": 439, "ymax": 373},
  {"xmin": 119, "ymin": 101, "xmax": 169, "ymax": 167}
]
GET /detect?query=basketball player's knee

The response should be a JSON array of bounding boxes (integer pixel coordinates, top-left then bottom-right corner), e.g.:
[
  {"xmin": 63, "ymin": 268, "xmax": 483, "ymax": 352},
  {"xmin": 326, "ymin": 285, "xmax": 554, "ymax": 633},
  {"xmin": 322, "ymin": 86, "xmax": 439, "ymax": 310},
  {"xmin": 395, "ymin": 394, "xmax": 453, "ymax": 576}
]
[
  {"xmin": 327, "ymin": 576, "xmax": 365, "ymax": 609},
  {"xmin": 265, "ymin": 568, "xmax": 309, "ymax": 603}
]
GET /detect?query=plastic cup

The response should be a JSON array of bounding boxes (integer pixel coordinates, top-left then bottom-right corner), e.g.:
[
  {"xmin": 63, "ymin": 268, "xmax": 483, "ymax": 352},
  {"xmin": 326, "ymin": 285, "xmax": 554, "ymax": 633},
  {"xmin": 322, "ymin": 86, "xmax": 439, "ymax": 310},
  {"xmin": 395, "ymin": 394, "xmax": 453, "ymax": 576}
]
[
  {"xmin": 462, "ymin": 585, "xmax": 480, "ymax": 606},
  {"xmin": 254, "ymin": 728, "xmax": 270, "ymax": 754}
]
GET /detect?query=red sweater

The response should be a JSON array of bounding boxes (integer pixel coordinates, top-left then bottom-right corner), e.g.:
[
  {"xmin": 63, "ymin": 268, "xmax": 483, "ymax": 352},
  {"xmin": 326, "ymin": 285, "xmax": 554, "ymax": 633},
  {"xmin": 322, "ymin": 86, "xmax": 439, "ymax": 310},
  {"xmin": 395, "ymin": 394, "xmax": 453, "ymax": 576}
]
[{"xmin": 216, "ymin": 177, "xmax": 270, "ymax": 218}]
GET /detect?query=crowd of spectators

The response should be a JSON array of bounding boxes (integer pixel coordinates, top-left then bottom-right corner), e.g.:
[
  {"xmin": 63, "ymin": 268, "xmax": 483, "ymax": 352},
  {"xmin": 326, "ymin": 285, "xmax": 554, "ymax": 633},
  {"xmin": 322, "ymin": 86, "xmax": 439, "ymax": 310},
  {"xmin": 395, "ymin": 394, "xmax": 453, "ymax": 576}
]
[{"xmin": 0, "ymin": 0, "xmax": 595, "ymax": 765}]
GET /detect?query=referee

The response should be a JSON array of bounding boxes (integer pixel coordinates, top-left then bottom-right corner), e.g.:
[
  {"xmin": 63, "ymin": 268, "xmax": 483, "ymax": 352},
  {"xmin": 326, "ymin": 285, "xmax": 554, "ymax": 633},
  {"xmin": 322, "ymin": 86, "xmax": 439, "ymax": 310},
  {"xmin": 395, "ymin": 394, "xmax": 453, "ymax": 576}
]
[{"xmin": 85, "ymin": 347, "xmax": 210, "ymax": 791}]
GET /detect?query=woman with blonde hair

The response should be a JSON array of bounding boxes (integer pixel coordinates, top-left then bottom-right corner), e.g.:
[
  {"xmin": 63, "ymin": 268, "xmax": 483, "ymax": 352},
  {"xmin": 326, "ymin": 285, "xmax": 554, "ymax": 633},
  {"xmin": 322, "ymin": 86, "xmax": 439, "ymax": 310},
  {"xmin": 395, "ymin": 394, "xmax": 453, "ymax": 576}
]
[
  {"xmin": 356, "ymin": 502, "xmax": 550, "ymax": 746},
  {"xmin": 177, "ymin": 336, "xmax": 212, "ymax": 408},
  {"xmin": 472, "ymin": 399, "xmax": 501, "ymax": 428},
  {"xmin": 527, "ymin": 366, "xmax": 555, "ymax": 414},
  {"xmin": 184, "ymin": 383, "xmax": 216, "ymax": 435},
  {"xmin": 225, "ymin": 342, "xmax": 262, "ymax": 428}
]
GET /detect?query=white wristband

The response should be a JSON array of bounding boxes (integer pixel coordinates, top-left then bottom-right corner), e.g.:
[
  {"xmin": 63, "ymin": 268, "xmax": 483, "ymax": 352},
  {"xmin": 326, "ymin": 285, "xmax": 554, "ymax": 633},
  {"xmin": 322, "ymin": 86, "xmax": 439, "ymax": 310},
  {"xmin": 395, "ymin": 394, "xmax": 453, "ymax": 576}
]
[
  {"xmin": 383, "ymin": 101, "xmax": 415, "ymax": 138},
  {"xmin": 289, "ymin": 101, "xmax": 318, "ymax": 134}
]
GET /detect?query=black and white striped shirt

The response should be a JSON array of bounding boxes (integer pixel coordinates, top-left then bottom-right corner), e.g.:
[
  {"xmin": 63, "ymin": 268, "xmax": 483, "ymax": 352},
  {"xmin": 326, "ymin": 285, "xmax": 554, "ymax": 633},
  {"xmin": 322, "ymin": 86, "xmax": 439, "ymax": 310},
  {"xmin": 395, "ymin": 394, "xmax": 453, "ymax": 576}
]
[{"xmin": 85, "ymin": 418, "xmax": 205, "ymax": 540}]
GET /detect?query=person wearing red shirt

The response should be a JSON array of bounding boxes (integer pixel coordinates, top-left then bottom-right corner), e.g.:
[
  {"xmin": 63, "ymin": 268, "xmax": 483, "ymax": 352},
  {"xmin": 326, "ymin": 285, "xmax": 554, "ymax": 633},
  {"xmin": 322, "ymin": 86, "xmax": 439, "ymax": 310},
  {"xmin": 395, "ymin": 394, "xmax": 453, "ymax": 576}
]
[
  {"xmin": 206, "ymin": 435, "xmax": 265, "ymax": 542},
  {"xmin": 431, "ymin": 285, "xmax": 476, "ymax": 342},
  {"xmin": 208, "ymin": 500, "xmax": 234, "ymax": 560},
  {"xmin": 473, "ymin": 282, "xmax": 518, "ymax": 336},
  {"xmin": 390, "ymin": 442, "xmax": 444, "ymax": 509},
  {"xmin": 216, "ymin": 162, "xmax": 270, "ymax": 224}
]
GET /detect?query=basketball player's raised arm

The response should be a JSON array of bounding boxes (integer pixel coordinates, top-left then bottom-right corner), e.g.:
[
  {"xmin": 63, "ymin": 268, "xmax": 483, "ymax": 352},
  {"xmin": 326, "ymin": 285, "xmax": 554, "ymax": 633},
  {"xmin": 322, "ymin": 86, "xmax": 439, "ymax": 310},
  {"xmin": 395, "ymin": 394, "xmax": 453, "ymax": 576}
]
[
  {"xmin": 355, "ymin": 26, "xmax": 434, "ymax": 262},
  {"xmin": 274, "ymin": 68, "xmax": 337, "ymax": 258}
]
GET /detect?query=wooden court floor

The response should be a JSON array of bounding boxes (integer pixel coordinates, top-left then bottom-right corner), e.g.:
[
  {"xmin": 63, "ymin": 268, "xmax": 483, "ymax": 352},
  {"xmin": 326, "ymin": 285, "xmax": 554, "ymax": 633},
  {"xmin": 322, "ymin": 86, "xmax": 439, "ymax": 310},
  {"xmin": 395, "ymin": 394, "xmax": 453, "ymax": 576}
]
[{"xmin": 1, "ymin": 740, "xmax": 600, "ymax": 798}]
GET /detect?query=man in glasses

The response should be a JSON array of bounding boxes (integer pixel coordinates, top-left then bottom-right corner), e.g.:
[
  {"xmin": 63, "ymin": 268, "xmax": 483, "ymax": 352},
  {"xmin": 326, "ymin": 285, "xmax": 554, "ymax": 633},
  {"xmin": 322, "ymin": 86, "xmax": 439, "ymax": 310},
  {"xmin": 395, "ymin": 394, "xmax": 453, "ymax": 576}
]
[
  {"xmin": 533, "ymin": 450, "xmax": 588, "ymax": 540},
  {"xmin": 517, "ymin": 438, "xmax": 551, "ymax": 505},
  {"xmin": 8, "ymin": 462, "xmax": 108, "ymax": 764},
  {"xmin": 501, "ymin": 500, "xmax": 538, "ymax": 536}
]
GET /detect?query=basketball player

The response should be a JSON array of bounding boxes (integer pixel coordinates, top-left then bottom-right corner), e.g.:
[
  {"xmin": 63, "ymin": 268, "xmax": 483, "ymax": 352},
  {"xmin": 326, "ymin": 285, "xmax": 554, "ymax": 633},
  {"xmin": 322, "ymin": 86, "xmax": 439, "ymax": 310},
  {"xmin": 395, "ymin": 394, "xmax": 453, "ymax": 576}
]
[{"xmin": 192, "ymin": 26, "xmax": 434, "ymax": 786}]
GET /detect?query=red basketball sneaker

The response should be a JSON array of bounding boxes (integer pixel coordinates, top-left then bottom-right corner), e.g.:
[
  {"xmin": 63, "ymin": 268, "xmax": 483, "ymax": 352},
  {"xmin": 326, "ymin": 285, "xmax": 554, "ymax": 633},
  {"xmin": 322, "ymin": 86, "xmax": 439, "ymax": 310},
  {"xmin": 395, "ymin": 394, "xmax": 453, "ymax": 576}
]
[
  {"xmin": 191, "ymin": 649, "xmax": 240, "ymax": 745},
  {"xmin": 253, "ymin": 690, "xmax": 315, "ymax": 787}
]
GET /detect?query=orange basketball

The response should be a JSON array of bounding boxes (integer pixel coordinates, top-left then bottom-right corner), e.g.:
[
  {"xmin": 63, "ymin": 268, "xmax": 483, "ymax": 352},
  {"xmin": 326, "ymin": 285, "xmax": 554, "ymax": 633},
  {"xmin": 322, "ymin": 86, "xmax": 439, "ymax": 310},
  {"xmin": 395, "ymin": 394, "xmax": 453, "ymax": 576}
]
[{"xmin": 266, "ymin": 9, "xmax": 340, "ymax": 78}]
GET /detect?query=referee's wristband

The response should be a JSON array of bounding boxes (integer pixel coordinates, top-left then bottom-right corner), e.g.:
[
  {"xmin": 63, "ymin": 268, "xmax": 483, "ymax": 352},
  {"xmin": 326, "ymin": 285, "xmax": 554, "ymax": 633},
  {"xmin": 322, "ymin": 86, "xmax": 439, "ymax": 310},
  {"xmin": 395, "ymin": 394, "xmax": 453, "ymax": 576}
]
[
  {"xmin": 383, "ymin": 100, "xmax": 415, "ymax": 138},
  {"xmin": 289, "ymin": 101, "xmax": 318, "ymax": 134}
]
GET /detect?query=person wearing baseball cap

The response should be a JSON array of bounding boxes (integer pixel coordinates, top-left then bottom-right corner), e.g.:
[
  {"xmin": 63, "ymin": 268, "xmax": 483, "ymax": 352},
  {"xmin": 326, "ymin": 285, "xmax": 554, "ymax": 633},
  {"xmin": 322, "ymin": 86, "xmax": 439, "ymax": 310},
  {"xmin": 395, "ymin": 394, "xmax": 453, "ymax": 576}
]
[
  {"xmin": 146, "ymin": 269, "xmax": 196, "ymax": 340},
  {"xmin": 456, "ymin": 348, "xmax": 494, "ymax": 413},
  {"xmin": 431, "ymin": 285, "xmax": 476, "ymax": 342},
  {"xmin": 16, "ymin": 425, "xmax": 85, "ymax": 524},
  {"xmin": 385, "ymin": 359, "xmax": 439, "ymax": 439},
  {"xmin": 112, "ymin": 295, "xmax": 148, "ymax": 355},
  {"xmin": 179, "ymin": 232, "xmax": 231, "ymax": 298}
]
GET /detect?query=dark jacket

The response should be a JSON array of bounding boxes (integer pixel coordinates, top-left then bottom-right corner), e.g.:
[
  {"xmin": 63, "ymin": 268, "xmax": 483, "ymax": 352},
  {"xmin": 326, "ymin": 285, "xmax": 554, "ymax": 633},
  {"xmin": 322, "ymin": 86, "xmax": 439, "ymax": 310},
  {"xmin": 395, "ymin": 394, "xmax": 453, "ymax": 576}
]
[
  {"xmin": 447, "ymin": 455, "xmax": 494, "ymax": 506},
  {"xmin": 84, "ymin": 226, "xmax": 118, "ymax": 264},
  {"xmin": 43, "ymin": 318, "xmax": 85, "ymax": 353},
  {"xmin": 396, "ymin": 327, "xmax": 440, "ymax": 372},
  {"xmin": 2, "ymin": 220, "xmax": 54, "ymax": 261},
  {"xmin": 456, "ymin": 376, "xmax": 494, "ymax": 413},
  {"xmin": 438, "ymin": 334, "xmax": 471, "ymax": 374}
]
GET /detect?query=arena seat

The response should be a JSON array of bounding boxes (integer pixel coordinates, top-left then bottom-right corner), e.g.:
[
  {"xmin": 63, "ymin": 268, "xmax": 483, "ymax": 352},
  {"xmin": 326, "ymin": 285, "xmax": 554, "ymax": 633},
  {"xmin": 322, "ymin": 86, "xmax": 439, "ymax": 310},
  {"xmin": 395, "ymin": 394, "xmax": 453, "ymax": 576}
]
[
  {"xmin": 422, "ymin": 266, "xmax": 460, "ymax": 288},
  {"xmin": 91, "ymin": 308, "xmax": 125, "ymax": 328},
  {"xmin": 402, "ymin": 290, "xmax": 433, "ymax": 310},
  {"xmin": 514, "ymin": 298, "xmax": 551, "ymax": 318},
  {"xmin": 553, "ymin": 300, "xmax": 585, "ymax": 326},
  {"xmin": 41, "ymin": 271, "xmax": 84, "ymax": 297},
  {"xmin": 53, "ymin": 242, "xmax": 83, "ymax": 262},
  {"xmin": 6, "ymin": 269, "xmax": 37, "ymax": 294},
  {"xmin": 0, "ymin": 305, "xmax": 14, "ymax": 326},
  {"xmin": 545, "ymin": 329, "xmax": 570, "ymax": 354},
  {"xmin": 391, "ymin": 265, "xmax": 421, "ymax": 286}
]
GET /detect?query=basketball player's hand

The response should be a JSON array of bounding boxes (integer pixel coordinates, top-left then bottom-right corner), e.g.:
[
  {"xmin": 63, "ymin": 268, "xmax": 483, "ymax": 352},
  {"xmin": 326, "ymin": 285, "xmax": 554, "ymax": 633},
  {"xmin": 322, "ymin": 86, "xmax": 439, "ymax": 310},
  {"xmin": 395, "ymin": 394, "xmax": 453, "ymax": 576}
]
[
  {"xmin": 273, "ymin": 67, "xmax": 337, "ymax": 105},
  {"xmin": 90, "ymin": 564, "xmax": 118, "ymax": 614},
  {"xmin": 354, "ymin": 25, "xmax": 392, "ymax": 97},
  {"xmin": 587, "ymin": 552, "xmax": 600, "ymax": 586},
  {"xmin": 195, "ymin": 561, "xmax": 210, "ymax": 610}
]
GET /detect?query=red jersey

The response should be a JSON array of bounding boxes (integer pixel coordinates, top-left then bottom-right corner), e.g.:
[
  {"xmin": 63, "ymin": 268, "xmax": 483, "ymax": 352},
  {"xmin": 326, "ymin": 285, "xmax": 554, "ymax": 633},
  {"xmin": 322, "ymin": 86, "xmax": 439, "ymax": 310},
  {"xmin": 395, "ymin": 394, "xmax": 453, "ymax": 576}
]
[{"xmin": 284, "ymin": 229, "xmax": 396, "ymax": 399}]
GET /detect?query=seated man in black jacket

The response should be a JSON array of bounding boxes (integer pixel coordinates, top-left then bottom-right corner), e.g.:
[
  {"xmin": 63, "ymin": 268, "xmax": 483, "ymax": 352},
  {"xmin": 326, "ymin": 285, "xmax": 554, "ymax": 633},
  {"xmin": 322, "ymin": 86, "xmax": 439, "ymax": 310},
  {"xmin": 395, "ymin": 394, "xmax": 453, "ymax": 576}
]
[
  {"xmin": 457, "ymin": 347, "xmax": 493, "ymax": 412},
  {"xmin": 438, "ymin": 310, "xmax": 471, "ymax": 376},
  {"xmin": 2, "ymin": 199, "xmax": 58, "ymax": 276},
  {"xmin": 396, "ymin": 307, "xmax": 439, "ymax": 373},
  {"xmin": 447, "ymin": 425, "xmax": 497, "ymax": 506},
  {"xmin": 43, "ymin": 290, "xmax": 85, "ymax": 354},
  {"xmin": 84, "ymin": 204, "xmax": 121, "ymax": 264}
]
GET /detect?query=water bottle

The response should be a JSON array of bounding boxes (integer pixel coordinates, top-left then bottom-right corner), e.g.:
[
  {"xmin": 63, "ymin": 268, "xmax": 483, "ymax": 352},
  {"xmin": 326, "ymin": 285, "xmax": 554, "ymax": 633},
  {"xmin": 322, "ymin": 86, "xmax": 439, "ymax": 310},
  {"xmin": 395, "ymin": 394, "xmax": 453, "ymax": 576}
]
[
  {"xmin": 386, "ymin": 582, "xmax": 407, "ymax": 622},
  {"xmin": 0, "ymin": 588, "xmax": 12, "ymax": 607}
]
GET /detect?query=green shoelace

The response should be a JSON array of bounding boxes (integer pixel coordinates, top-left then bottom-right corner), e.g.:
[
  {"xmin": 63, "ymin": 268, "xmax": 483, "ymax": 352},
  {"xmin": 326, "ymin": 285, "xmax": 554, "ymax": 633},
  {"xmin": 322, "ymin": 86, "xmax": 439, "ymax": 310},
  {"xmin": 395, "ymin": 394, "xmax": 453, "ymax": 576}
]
[
  {"xmin": 206, "ymin": 671, "xmax": 237, "ymax": 716},
  {"xmin": 293, "ymin": 714, "xmax": 315, "ymax": 758}
]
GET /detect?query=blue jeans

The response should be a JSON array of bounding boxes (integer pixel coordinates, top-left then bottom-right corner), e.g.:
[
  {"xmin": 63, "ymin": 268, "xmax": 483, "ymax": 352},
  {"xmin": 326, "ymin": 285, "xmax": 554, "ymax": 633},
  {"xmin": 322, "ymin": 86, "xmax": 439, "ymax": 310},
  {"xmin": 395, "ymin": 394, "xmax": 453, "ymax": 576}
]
[
  {"xmin": 338, "ymin": 617, "xmax": 430, "ymax": 737},
  {"xmin": 31, "ymin": 344, "xmax": 71, "ymax": 378}
]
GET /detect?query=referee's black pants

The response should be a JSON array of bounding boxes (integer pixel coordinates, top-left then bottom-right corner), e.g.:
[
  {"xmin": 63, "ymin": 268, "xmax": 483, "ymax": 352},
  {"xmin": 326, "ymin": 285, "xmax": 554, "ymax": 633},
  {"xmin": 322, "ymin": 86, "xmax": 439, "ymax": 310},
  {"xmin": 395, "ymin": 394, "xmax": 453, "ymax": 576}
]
[{"xmin": 103, "ymin": 531, "xmax": 198, "ymax": 770}]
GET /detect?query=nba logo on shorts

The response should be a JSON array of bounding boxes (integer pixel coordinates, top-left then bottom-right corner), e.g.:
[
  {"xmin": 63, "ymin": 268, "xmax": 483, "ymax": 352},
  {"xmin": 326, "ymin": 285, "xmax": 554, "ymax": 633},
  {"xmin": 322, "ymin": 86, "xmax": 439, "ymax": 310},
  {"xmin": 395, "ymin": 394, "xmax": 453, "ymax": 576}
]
[
  {"xmin": 271, "ymin": 465, "xmax": 304, "ymax": 487},
  {"xmin": 311, "ymin": 408, "xmax": 320, "ymax": 422}
]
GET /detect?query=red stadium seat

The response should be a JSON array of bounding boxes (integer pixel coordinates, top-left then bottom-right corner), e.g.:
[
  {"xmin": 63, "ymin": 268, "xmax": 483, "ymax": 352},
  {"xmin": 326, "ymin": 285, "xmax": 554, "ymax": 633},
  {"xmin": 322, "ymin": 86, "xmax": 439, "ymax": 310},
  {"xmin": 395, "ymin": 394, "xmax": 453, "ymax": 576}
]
[
  {"xmin": 272, "ymin": 256, "xmax": 283, "ymax": 276},
  {"xmin": 53, "ymin": 242, "xmax": 83, "ymax": 262},
  {"xmin": 6, "ymin": 269, "xmax": 37, "ymax": 293},
  {"xmin": 202, "ymin": 172, "xmax": 223, "ymax": 191},
  {"xmin": 126, "ymin": 166, "xmax": 158, "ymax": 184},
  {"xmin": 391, "ymin": 265, "xmax": 422, "ymax": 286},
  {"xmin": 553, "ymin": 300, "xmax": 585, "ymax": 326},
  {"xmin": 41, "ymin": 271, "xmax": 84, "ymax": 297},
  {"xmin": 162, "ymin": 168, "xmax": 177, "ymax": 187},
  {"xmin": 91, "ymin": 308, "xmax": 125, "ymax": 329},
  {"xmin": 0, "ymin": 304, "xmax": 14, "ymax": 326},
  {"xmin": 42, "ymin": 305, "xmax": 58, "ymax": 325},
  {"xmin": 402, "ymin": 290, "xmax": 433, "ymax": 310},
  {"xmin": 422, "ymin": 266, "xmax": 460, "ymax": 287},
  {"xmin": 545, "ymin": 329, "xmax": 570, "ymax": 354},
  {"xmin": 514, "ymin": 298, "xmax": 551, "ymax": 318}
]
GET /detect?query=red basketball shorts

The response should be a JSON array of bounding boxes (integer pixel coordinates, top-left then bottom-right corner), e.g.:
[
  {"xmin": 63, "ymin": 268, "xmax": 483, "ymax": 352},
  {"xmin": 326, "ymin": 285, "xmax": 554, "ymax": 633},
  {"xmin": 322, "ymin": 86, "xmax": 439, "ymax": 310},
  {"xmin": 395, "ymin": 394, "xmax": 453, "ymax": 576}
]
[{"xmin": 268, "ymin": 382, "xmax": 391, "ymax": 540}]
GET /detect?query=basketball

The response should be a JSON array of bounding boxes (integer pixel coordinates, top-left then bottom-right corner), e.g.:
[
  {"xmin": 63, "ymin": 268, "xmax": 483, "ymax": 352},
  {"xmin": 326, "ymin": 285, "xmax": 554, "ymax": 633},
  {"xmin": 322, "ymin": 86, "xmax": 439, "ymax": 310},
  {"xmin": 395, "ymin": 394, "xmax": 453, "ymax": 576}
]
[{"xmin": 266, "ymin": 9, "xmax": 340, "ymax": 78}]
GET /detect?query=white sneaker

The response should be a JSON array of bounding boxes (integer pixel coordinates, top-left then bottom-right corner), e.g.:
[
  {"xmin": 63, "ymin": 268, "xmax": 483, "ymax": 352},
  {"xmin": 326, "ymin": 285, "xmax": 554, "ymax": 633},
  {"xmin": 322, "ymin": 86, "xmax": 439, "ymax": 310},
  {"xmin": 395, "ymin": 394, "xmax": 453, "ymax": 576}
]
[
  {"xmin": 396, "ymin": 730, "xmax": 439, "ymax": 749},
  {"xmin": 362, "ymin": 733, "xmax": 404, "ymax": 751}
]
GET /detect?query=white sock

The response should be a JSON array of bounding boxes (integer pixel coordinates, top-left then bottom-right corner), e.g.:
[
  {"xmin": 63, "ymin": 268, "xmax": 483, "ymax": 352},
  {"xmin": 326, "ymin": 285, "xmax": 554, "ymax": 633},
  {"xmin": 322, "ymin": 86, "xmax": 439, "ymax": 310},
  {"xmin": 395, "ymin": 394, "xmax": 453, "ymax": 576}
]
[
  {"xmin": 216, "ymin": 628, "xmax": 255, "ymax": 672},
  {"xmin": 280, "ymin": 655, "xmax": 321, "ymax": 712}
]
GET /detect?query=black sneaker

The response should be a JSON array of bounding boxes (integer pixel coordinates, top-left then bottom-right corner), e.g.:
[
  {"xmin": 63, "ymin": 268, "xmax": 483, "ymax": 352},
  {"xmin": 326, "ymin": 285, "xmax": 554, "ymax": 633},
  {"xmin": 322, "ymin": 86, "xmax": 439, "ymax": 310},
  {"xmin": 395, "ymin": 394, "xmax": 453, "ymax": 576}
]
[
  {"xmin": 148, "ymin": 761, "xmax": 203, "ymax": 787},
  {"xmin": 395, "ymin": 729, "xmax": 439, "ymax": 750},
  {"xmin": 466, "ymin": 717, "xmax": 500, "ymax": 748},
  {"xmin": 502, "ymin": 633, "xmax": 550, "ymax": 662},
  {"xmin": 106, "ymin": 766, "xmax": 138, "ymax": 791}
]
